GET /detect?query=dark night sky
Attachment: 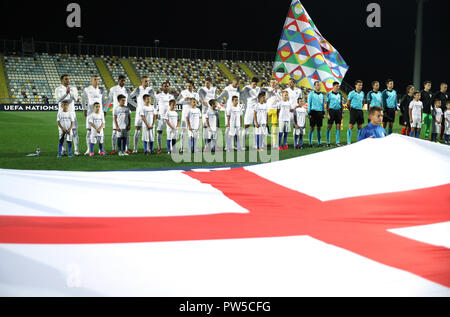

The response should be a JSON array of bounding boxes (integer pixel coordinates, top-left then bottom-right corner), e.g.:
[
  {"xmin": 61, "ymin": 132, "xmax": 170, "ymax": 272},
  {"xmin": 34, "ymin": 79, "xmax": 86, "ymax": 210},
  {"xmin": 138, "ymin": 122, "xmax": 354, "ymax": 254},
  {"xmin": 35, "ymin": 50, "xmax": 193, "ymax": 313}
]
[{"xmin": 1, "ymin": 0, "xmax": 448, "ymax": 93}]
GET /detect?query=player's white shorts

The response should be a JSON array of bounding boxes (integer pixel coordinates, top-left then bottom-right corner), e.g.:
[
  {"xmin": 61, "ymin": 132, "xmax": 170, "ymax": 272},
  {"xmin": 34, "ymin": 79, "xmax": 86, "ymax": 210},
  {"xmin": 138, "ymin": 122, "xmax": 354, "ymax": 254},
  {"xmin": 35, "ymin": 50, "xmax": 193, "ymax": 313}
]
[
  {"xmin": 244, "ymin": 109, "xmax": 254, "ymax": 125},
  {"xmin": 58, "ymin": 129, "xmax": 73, "ymax": 142},
  {"xmin": 90, "ymin": 134, "xmax": 104, "ymax": 144},
  {"xmin": 279, "ymin": 120, "xmax": 291, "ymax": 133},
  {"xmin": 207, "ymin": 128, "xmax": 218, "ymax": 140},
  {"xmin": 255, "ymin": 124, "xmax": 267, "ymax": 136},
  {"xmin": 411, "ymin": 116, "xmax": 422, "ymax": 129},
  {"xmin": 432, "ymin": 123, "xmax": 441, "ymax": 134},
  {"xmin": 167, "ymin": 127, "xmax": 178, "ymax": 140},
  {"xmin": 135, "ymin": 117, "xmax": 142, "ymax": 127},
  {"xmin": 157, "ymin": 117, "xmax": 166, "ymax": 132},
  {"xmin": 70, "ymin": 114, "xmax": 78, "ymax": 130},
  {"xmin": 294, "ymin": 127, "xmax": 306, "ymax": 136},
  {"xmin": 180, "ymin": 110, "xmax": 189, "ymax": 128},
  {"xmin": 142, "ymin": 127, "xmax": 155, "ymax": 142},
  {"xmin": 229, "ymin": 125, "xmax": 241, "ymax": 137},
  {"xmin": 189, "ymin": 129, "xmax": 199, "ymax": 139}
]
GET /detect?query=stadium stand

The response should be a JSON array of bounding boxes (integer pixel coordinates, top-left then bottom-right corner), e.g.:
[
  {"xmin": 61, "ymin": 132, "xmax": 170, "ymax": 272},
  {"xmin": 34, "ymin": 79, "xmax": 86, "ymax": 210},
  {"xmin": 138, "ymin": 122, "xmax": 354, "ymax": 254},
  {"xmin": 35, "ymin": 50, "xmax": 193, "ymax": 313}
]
[
  {"xmin": 0, "ymin": 54, "xmax": 10, "ymax": 102},
  {"xmin": 93, "ymin": 58, "xmax": 115, "ymax": 89},
  {"xmin": 102, "ymin": 55, "xmax": 135, "ymax": 91},
  {"xmin": 223, "ymin": 60, "xmax": 250, "ymax": 84},
  {"xmin": 248, "ymin": 60, "xmax": 273, "ymax": 84},
  {"xmin": 50, "ymin": 53, "xmax": 105, "ymax": 92},
  {"xmin": 3, "ymin": 54, "xmax": 53, "ymax": 104},
  {"xmin": 130, "ymin": 57, "xmax": 229, "ymax": 96},
  {"xmin": 1, "ymin": 52, "xmax": 279, "ymax": 104}
]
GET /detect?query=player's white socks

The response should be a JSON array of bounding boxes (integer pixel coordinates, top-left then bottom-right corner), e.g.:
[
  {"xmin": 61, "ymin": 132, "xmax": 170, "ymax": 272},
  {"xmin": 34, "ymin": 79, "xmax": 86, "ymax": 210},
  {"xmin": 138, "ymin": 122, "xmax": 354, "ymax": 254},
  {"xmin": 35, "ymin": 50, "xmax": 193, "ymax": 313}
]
[
  {"xmin": 203, "ymin": 128, "xmax": 208, "ymax": 146},
  {"xmin": 225, "ymin": 128, "xmax": 230, "ymax": 150},
  {"xmin": 86, "ymin": 131, "xmax": 91, "ymax": 153},
  {"xmin": 180, "ymin": 129, "xmax": 186, "ymax": 151},
  {"xmin": 242, "ymin": 128, "xmax": 249, "ymax": 149},
  {"xmin": 157, "ymin": 133, "xmax": 163, "ymax": 150},
  {"xmin": 112, "ymin": 130, "xmax": 117, "ymax": 151},
  {"xmin": 73, "ymin": 129, "xmax": 79, "ymax": 152},
  {"xmin": 134, "ymin": 130, "xmax": 141, "ymax": 151}
]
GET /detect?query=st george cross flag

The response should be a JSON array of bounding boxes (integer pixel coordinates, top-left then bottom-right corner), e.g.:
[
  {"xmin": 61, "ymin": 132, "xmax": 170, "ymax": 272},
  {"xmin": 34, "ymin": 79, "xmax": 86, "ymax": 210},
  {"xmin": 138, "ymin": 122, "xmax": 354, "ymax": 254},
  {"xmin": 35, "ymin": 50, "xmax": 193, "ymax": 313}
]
[
  {"xmin": 0, "ymin": 135, "xmax": 449, "ymax": 296},
  {"xmin": 273, "ymin": 0, "xmax": 349, "ymax": 92}
]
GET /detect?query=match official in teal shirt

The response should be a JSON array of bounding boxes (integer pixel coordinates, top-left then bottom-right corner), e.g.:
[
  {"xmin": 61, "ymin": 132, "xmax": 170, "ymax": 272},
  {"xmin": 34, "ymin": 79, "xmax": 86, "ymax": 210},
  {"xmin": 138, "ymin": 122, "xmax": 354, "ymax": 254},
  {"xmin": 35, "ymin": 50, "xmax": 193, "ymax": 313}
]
[
  {"xmin": 347, "ymin": 80, "xmax": 365, "ymax": 144},
  {"xmin": 325, "ymin": 81, "xmax": 343, "ymax": 146},
  {"xmin": 307, "ymin": 81, "xmax": 325, "ymax": 147},
  {"xmin": 381, "ymin": 78, "xmax": 398, "ymax": 135}
]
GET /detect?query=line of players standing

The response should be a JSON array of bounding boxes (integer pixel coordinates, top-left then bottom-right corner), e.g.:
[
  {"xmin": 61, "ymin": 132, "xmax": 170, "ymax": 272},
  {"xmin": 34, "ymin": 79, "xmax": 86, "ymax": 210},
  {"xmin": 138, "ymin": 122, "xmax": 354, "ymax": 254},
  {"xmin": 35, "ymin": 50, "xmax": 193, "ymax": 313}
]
[{"xmin": 55, "ymin": 73, "xmax": 449, "ymax": 156}]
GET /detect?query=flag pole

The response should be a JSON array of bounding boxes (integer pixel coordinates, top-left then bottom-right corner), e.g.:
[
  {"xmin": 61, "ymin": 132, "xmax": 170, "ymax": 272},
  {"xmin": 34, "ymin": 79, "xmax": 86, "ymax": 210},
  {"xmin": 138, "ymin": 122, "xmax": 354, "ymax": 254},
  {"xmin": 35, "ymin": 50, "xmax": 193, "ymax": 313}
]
[{"xmin": 413, "ymin": 0, "xmax": 425, "ymax": 89}]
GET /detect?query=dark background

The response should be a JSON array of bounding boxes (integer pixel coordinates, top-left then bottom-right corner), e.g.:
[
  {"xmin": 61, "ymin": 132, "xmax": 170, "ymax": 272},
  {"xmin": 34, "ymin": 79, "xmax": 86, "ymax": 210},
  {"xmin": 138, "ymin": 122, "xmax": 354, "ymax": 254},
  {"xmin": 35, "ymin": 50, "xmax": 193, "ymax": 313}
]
[{"xmin": 1, "ymin": 0, "xmax": 448, "ymax": 93}]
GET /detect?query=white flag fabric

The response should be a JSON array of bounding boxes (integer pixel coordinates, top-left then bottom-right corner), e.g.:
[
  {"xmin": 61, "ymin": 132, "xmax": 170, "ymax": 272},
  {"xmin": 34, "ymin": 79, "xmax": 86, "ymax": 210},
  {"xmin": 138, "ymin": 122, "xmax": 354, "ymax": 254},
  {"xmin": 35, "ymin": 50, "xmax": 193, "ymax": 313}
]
[{"xmin": 0, "ymin": 134, "xmax": 449, "ymax": 296}]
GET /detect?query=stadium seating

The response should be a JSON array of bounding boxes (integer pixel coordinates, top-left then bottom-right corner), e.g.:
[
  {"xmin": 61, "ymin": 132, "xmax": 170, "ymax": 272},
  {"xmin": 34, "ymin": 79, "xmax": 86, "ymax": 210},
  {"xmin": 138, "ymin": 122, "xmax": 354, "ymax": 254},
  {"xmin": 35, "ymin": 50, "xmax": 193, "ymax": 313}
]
[
  {"xmin": 50, "ymin": 53, "xmax": 105, "ymax": 92},
  {"xmin": 102, "ymin": 55, "xmax": 133, "ymax": 90},
  {"xmin": 2, "ymin": 53, "xmax": 275, "ymax": 104},
  {"xmin": 248, "ymin": 60, "xmax": 273, "ymax": 85},
  {"xmin": 223, "ymin": 60, "xmax": 250, "ymax": 84},
  {"xmin": 3, "ymin": 55, "xmax": 53, "ymax": 104},
  {"xmin": 130, "ymin": 57, "xmax": 228, "ymax": 97}
]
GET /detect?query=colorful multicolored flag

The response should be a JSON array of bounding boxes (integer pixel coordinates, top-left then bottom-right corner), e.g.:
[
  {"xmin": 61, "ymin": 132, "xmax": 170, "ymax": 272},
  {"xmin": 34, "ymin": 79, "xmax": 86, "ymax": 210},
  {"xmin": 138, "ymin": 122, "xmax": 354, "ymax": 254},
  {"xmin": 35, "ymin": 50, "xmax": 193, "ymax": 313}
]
[{"xmin": 273, "ymin": 0, "xmax": 349, "ymax": 92}]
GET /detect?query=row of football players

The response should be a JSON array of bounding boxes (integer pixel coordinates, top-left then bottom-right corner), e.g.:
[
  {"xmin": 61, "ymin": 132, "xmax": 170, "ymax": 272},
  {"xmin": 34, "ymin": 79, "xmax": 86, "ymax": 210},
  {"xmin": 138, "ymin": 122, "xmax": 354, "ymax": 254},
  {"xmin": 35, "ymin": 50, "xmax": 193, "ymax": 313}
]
[
  {"xmin": 55, "ymin": 74, "xmax": 306, "ymax": 155},
  {"xmin": 56, "ymin": 88, "xmax": 308, "ymax": 156},
  {"xmin": 55, "ymin": 74, "xmax": 450, "ymax": 156}
]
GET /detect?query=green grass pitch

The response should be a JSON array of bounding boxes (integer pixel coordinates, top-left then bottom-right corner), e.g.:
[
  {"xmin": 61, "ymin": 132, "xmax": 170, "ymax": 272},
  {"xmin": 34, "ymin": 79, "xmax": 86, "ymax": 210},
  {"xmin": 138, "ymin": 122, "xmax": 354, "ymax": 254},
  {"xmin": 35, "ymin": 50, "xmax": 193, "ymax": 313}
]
[{"xmin": 0, "ymin": 110, "xmax": 424, "ymax": 171}]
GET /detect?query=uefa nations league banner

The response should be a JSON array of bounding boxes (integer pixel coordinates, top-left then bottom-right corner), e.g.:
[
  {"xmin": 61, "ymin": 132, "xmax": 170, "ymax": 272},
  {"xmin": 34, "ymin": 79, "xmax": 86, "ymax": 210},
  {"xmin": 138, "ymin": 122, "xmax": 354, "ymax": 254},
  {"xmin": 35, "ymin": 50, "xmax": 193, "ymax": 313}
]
[
  {"xmin": 0, "ymin": 104, "xmax": 185, "ymax": 111},
  {"xmin": 0, "ymin": 104, "xmax": 84, "ymax": 111}
]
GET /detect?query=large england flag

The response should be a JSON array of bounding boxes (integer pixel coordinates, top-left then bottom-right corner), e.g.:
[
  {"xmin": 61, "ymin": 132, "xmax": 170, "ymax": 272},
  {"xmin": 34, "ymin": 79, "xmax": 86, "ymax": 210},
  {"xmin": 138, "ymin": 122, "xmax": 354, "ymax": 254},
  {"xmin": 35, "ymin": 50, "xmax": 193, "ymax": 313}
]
[{"xmin": 0, "ymin": 134, "xmax": 449, "ymax": 296}]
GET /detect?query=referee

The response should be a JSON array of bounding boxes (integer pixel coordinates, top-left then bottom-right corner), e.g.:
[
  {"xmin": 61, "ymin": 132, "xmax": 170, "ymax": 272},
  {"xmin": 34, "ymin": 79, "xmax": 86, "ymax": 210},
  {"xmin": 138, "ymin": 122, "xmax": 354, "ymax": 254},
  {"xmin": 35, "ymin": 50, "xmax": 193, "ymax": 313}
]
[
  {"xmin": 307, "ymin": 81, "xmax": 325, "ymax": 147},
  {"xmin": 346, "ymin": 80, "xmax": 365, "ymax": 144},
  {"xmin": 326, "ymin": 81, "xmax": 343, "ymax": 147}
]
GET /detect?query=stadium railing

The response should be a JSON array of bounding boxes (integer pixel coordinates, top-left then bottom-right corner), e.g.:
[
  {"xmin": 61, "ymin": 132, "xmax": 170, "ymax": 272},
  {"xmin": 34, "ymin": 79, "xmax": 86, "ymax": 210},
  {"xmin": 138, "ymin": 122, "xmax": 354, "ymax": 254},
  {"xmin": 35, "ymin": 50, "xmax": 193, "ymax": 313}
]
[{"xmin": 0, "ymin": 39, "xmax": 274, "ymax": 62}]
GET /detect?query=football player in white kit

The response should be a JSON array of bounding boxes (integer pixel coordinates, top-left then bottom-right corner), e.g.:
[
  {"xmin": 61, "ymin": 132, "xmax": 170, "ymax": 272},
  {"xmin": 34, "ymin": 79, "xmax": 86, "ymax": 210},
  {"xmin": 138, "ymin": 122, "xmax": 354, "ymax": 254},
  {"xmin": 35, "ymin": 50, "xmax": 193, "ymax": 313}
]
[
  {"xmin": 278, "ymin": 90, "xmax": 293, "ymax": 150},
  {"xmin": 81, "ymin": 75, "xmax": 106, "ymax": 155},
  {"xmin": 139, "ymin": 94, "xmax": 157, "ymax": 154},
  {"xmin": 113, "ymin": 95, "xmax": 131, "ymax": 156},
  {"xmin": 87, "ymin": 102, "xmax": 106, "ymax": 156},
  {"xmin": 55, "ymin": 74, "xmax": 80, "ymax": 155},
  {"xmin": 285, "ymin": 78, "xmax": 303, "ymax": 141},
  {"xmin": 186, "ymin": 98, "xmax": 202, "ymax": 153},
  {"xmin": 408, "ymin": 91, "xmax": 423, "ymax": 138},
  {"xmin": 217, "ymin": 77, "xmax": 240, "ymax": 150},
  {"xmin": 198, "ymin": 77, "xmax": 217, "ymax": 147},
  {"xmin": 155, "ymin": 82, "xmax": 174, "ymax": 154},
  {"xmin": 57, "ymin": 100, "xmax": 75, "ymax": 158},
  {"xmin": 254, "ymin": 92, "xmax": 269, "ymax": 150},
  {"xmin": 165, "ymin": 99, "xmax": 179, "ymax": 154},
  {"xmin": 106, "ymin": 75, "xmax": 135, "ymax": 155},
  {"xmin": 177, "ymin": 80, "xmax": 200, "ymax": 152},
  {"xmin": 241, "ymin": 77, "xmax": 261, "ymax": 150},
  {"xmin": 205, "ymin": 99, "xmax": 219, "ymax": 152},
  {"xmin": 226, "ymin": 96, "xmax": 243, "ymax": 151},
  {"xmin": 129, "ymin": 75, "xmax": 156, "ymax": 153},
  {"xmin": 294, "ymin": 97, "xmax": 307, "ymax": 149},
  {"xmin": 262, "ymin": 79, "xmax": 282, "ymax": 148}
]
